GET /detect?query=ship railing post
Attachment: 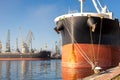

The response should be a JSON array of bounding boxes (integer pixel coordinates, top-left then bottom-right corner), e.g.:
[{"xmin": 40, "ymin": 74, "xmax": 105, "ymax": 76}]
[{"xmin": 79, "ymin": 0, "xmax": 84, "ymax": 13}]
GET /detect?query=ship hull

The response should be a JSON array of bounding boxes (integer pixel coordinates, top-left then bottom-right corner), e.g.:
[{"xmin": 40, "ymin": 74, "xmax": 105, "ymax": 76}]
[{"xmin": 55, "ymin": 16, "xmax": 120, "ymax": 69}]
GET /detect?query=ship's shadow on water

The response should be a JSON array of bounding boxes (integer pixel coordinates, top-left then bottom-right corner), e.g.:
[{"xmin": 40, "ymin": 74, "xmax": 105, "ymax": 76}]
[{"xmin": 0, "ymin": 60, "xmax": 62, "ymax": 80}]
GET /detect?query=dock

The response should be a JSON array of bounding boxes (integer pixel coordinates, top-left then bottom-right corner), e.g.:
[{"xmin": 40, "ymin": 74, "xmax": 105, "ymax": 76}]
[{"xmin": 83, "ymin": 63, "xmax": 120, "ymax": 80}]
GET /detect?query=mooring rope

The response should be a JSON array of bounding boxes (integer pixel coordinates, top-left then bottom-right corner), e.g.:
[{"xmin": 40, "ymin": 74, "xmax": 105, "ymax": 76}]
[
  {"xmin": 88, "ymin": 17, "xmax": 96, "ymax": 64},
  {"xmin": 62, "ymin": 17, "xmax": 95, "ymax": 67},
  {"xmin": 97, "ymin": 17, "xmax": 103, "ymax": 62}
]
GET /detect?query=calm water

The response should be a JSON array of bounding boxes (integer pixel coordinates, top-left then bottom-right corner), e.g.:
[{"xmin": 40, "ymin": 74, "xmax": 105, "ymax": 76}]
[{"xmin": 0, "ymin": 60, "xmax": 62, "ymax": 80}]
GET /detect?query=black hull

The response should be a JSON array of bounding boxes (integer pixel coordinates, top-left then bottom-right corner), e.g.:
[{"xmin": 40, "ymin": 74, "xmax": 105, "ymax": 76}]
[
  {"xmin": 55, "ymin": 15, "xmax": 120, "ymax": 69},
  {"xmin": 55, "ymin": 16, "xmax": 120, "ymax": 46}
]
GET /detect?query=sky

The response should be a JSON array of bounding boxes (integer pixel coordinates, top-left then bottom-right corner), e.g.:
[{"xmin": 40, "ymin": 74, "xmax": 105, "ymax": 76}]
[{"xmin": 0, "ymin": 0, "xmax": 120, "ymax": 51}]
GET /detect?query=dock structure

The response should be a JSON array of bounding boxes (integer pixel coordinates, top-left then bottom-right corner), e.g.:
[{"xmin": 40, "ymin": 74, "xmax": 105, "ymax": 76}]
[{"xmin": 83, "ymin": 63, "xmax": 120, "ymax": 80}]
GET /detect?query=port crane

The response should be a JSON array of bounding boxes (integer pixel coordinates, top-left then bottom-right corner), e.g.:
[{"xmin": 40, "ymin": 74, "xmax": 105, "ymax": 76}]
[
  {"xmin": 16, "ymin": 38, "xmax": 20, "ymax": 52},
  {"xmin": 20, "ymin": 29, "xmax": 35, "ymax": 53},
  {"xmin": 25, "ymin": 30, "xmax": 35, "ymax": 53},
  {"xmin": 5, "ymin": 29, "xmax": 11, "ymax": 52}
]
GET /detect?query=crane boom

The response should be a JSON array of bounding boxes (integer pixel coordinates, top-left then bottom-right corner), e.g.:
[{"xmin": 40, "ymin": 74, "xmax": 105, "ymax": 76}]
[{"xmin": 92, "ymin": 0, "xmax": 100, "ymax": 13}]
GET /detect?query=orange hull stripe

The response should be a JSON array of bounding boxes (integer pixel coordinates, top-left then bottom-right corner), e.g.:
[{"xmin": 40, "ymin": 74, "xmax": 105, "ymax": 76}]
[{"xmin": 62, "ymin": 43, "xmax": 120, "ymax": 68}]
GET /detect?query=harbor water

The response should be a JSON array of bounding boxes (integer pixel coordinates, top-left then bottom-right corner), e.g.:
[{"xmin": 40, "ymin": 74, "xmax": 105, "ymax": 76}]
[
  {"xmin": 1, "ymin": 60, "xmax": 120, "ymax": 80},
  {"xmin": 0, "ymin": 60, "xmax": 62, "ymax": 80}
]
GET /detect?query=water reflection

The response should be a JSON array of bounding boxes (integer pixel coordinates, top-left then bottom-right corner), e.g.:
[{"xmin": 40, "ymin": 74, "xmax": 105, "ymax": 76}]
[
  {"xmin": 62, "ymin": 67, "xmax": 93, "ymax": 80},
  {"xmin": 0, "ymin": 60, "xmax": 94, "ymax": 80},
  {"xmin": 0, "ymin": 60, "xmax": 61, "ymax": 80}
]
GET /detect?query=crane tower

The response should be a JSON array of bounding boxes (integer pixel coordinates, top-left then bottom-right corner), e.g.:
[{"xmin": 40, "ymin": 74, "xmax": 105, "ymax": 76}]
[{"xmin": 5, "ymin": 29, "xmax": 11, "ymax": 52}]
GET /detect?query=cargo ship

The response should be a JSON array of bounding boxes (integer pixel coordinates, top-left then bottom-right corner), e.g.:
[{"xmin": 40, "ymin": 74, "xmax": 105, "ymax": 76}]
[
  {"xmin": 0, "ymin": 51, "xmax": 51, "ymax": 60},
  {"xmin": 54, "ymin": 0, "xmax": 120, "ymax": 73}
]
